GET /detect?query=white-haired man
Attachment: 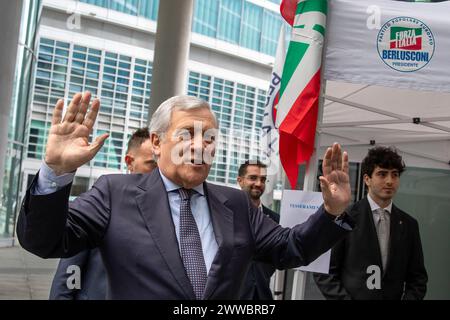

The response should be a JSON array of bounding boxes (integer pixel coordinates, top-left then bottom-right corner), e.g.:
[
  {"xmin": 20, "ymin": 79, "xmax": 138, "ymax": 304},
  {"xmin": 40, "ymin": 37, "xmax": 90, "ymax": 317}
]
[{"xmin": 18, "ymin": 91, "xmax": 353, "ymax": 299}]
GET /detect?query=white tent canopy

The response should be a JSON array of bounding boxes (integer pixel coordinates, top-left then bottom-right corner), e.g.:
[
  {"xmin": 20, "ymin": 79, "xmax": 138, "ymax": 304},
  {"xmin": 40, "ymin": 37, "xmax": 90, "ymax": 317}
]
[
  {"xmin": 319, "ymin": 0, "xmax": 450, "ymax": 170},
  {"xmin": 321, "ymin": 82, "xmax": 450, "ymax": 170}
]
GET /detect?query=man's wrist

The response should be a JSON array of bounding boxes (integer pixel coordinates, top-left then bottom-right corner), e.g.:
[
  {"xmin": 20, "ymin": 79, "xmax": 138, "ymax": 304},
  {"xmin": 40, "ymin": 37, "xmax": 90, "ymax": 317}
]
[
  {"xmin": 324, "ymin": 209, "xmax": 346, "ymax": 221},
  {"xmin": 41, "ymin": 162, "xmax": 76, "ymax": 185},
  {"xmin": 325, "ymin": 208, "xmax": 354, "ymax": 230},
  {"xmin": 324, "ymin": 204, "xmax": 345, "ymax": 218}
]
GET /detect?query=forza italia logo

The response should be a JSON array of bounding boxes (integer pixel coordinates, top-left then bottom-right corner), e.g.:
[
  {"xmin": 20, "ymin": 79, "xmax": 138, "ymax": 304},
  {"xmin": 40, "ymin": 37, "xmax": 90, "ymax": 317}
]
[{"xmin": 377, "ymin": 17, "xmax": 435, "ymax": 72}]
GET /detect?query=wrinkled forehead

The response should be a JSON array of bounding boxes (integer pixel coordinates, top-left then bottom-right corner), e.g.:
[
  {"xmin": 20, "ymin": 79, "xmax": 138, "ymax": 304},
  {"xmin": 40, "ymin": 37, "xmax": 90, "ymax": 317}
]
[{"xmin": 169, "ymin": 106, "xmax": 218, "ymax": 129}]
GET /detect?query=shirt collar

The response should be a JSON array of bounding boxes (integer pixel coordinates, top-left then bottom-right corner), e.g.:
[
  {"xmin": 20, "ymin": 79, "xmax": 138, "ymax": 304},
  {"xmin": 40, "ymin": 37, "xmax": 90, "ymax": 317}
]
[
  {"xmin": 158, "ymin": 169, "xmax": 205, "ymax": 196},
  {"xmin": 367, "ymin": 193, "xmax": 392, "ymax": 214}
]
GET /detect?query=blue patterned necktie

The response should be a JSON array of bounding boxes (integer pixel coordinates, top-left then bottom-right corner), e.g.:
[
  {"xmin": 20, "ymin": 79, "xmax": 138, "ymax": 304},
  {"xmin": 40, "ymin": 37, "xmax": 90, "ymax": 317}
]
[{"xmin": 178, "ymin": 188, "xmax": 207, "ymax": 300}]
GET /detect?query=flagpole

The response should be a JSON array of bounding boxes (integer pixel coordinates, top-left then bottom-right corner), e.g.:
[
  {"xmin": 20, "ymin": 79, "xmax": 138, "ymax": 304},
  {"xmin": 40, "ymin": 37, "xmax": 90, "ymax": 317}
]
[
  {"xmin": 277, "ymin": 0, "xmax": 328, "ymax": 300},
  {"xmin": 290, "ymin": 14, "xmax": 329, "ymax": 301},
  {"xmin": 290, "ymin": 80, "xmax": 327, "ymax": 300},
  {"xmin": 272, "ymin": 165, "xmax": 287, "ymax": 300}
]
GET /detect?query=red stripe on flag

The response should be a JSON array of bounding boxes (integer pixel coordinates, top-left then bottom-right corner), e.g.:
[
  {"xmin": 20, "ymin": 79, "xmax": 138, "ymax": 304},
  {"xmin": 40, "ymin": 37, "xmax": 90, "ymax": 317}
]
[
  {"xmin": 280, "ymin": 0, "xmax": 297, "ymax": 26},
  {"xmin": 278, "ymin": 69, "xmax": 321, "ymax": 188},
  {"xmin": 272, "ymin": 91, "xmax": 280, "ymax": 124}
]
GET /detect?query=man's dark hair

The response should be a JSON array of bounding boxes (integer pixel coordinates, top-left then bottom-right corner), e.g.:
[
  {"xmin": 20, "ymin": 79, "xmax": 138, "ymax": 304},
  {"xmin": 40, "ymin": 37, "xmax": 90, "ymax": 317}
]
[
  {"xmin": 361, "ymin": 146, "xmax": 405, "ymax": 177},
  {"xmin": 238, "ymin": 160, "xmax": 267, "ymax": 177},
  {"xmin": 126, "ymin": 127, "xmax": 150, "ymax": 153}
]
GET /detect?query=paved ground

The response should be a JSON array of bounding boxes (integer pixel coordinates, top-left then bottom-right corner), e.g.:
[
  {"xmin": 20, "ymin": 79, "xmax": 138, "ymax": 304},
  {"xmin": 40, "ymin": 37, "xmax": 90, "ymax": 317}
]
[{"xmin": 0, "ymin": 244, "xmax": 58, "ymax": 300}]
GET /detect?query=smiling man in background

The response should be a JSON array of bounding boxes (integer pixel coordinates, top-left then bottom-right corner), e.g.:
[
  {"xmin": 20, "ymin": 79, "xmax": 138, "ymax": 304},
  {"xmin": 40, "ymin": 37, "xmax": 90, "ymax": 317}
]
[{"xmin": 237, "ymin": 160, "xmax": 279, "ymax": 300}]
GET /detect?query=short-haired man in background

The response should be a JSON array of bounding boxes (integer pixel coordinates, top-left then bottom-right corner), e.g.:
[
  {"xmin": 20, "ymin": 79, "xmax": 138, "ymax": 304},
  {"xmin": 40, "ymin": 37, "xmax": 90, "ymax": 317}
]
[
  {"xmin": 49, "ymin": 127, "xmax": 156, "ymax": 299},
  {"xmin": 314, "ymin": 146, "xmax": 428, "ymax": 300},
  {"xmin": 124, "ymin": 127, "xmax": 157, "ymax": 174},
  {"xmin": 237, "ymin": 160, "xmax": 279, "ymax": 300}
]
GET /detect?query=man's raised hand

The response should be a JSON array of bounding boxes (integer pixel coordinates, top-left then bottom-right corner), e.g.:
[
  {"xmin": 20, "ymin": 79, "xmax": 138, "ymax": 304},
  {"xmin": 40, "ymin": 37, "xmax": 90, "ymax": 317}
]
[
  {"xmin": 44, "ymin": 92, "xmax": 108, "ymax": 175},
  {"xmin": 319, "ymin": 143, "xmax": 351, "ymax": 216}
]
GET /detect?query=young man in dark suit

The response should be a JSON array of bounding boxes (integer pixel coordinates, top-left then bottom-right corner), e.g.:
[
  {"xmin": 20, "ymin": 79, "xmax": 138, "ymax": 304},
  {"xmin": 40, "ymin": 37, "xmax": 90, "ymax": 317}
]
[
  {"xmin": 237, "ymin": 160, "xmax": 279, "ymax": 300},
  {"xmin": 49, "ymin": 127, "xmax": 156, "ymax": 299},
  {"xmin": 314, "ymin": 146, "xmax": 428, "ymax": 300},
  {"xmin": 18, "ymin": 91, "xmax": 354, "ymax": 299}
]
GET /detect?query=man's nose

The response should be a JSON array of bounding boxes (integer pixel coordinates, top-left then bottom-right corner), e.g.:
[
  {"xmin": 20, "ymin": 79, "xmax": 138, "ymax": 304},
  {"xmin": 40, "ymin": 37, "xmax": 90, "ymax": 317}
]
[
  {"xmin": 192, "ymin": 133, "xmax": 205, "ymax": 148},
  {"xmin": 386, "ymin": 175, "xmax": 393, "ymax": 185}
]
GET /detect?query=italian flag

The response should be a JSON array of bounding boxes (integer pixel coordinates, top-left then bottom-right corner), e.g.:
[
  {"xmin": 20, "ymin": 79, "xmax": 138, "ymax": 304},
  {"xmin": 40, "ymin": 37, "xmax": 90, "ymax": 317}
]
[{"xmin": 277, "ymin": 0, "xmax": 327, "ymax": 188}]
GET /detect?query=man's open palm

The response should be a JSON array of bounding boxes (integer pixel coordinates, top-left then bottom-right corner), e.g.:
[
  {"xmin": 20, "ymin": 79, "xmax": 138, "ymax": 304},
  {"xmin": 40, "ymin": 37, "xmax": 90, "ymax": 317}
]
[
  {"xmin": 319, "ymin": 143, "xmax": 351, "ymax": 216},
  {"xmin": 45, "ymin": 92, "xmax": 108, "ymax": 175}
]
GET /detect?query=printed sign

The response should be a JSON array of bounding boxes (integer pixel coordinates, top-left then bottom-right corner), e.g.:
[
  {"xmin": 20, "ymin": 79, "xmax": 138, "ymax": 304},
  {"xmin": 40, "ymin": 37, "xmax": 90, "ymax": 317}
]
[
  {"xmin": 377, "ymin": 16, "xmax": 435, "ymax": 72},
  {"xmin": 280, "ymin": 190, "xmax": 330, "ymax": 274}
]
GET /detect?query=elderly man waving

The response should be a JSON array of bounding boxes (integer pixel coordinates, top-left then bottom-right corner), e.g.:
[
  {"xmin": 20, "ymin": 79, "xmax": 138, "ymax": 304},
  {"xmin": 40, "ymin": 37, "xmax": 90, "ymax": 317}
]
[{"xmin": 18, "ymin": 91, "xmax": 353, "ymax": 299}]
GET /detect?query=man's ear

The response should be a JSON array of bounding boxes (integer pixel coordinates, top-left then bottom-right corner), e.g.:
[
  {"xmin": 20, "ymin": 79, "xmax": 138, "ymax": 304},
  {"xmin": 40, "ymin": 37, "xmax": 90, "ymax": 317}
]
[
  {"xmin": 151, "ymin": 132, "xmax": 161, "ymax": 156},
  {"xmin": 125, "ymin": 154, "xmax": 133, "ymax": 170},
  {"xmin": 363, "ymin": 173, "xmax": 370, "ymax": 187},
  {"xmin": 237, "ymin": 176, "xmax": 244, "ymax": 188}
]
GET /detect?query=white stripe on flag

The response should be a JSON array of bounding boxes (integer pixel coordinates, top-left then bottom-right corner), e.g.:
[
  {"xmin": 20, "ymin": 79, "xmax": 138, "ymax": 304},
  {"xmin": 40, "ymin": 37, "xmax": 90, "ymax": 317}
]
[
  {"xmin": 276, "ymin": 42, "xmax": 321, "ymax": 127},
  {"xmin": 294, "ymin": 11, "xmax": 326, "ymax": 29}
]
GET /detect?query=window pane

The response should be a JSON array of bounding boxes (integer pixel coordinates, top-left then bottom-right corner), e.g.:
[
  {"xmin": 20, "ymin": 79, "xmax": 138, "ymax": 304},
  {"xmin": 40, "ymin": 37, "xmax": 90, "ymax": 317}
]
[
  {"xmin": 217, "ymin": 0, "xmax": 242, "ymax": 45},
  {"xmin": 139, "ymin": 0, "xmax": 159, "ymax": 20},
  {"xmin": 240, "ymin": 1, "xmax": 262, "ymax": 51},
  {"xmin": 192, "ymin": 0, "xmax": 219, "ymax": 37},
  {"xmin": 261, "ymin": 10, "xmax": 282, "ymax": 56}
]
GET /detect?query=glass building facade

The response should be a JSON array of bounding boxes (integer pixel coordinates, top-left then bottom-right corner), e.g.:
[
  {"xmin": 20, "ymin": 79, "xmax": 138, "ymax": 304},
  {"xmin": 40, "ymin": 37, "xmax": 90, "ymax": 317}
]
[
  {"xmin": 28, "ymin": 36, "xmax": 268, "ymax": 185},
  {"xmin": 78, "ymin": 0, "xmax": 282, "ymax": 56},
  {"xmin": 22, "ymin": 0, "xmax": 282, "ymax": 189},
  {"xmin": 30, "ymin": 38, "xmax": 152, "ymax": 171},
  {"xmin": 187, "ymin": 71, "xmax": 267, "ymax": 184},
  {"xmin": 0, "ymin": 0, "xmax": 42, "ymax": 246}
]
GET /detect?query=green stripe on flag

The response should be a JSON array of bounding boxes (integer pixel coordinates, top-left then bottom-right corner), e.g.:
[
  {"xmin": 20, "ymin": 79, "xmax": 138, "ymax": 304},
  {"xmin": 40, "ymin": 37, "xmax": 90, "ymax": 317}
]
[
  {"xmin": 390, "ymin": 26, "xmax": 422, "ymax": 40},
  {"xmin": 313, "ymin": 24, "xmax": 325, "ymax": 37},
  {"xmin": 279, "ymin": 41, "xmax": 309, "ymax": 98},
  {"xmin": 295, "ymin": 0, "xmax": 327, "ymax": 16},
  {"xmin": 293, "ymin": 24, "xmax": 326, "ymax": 37}
]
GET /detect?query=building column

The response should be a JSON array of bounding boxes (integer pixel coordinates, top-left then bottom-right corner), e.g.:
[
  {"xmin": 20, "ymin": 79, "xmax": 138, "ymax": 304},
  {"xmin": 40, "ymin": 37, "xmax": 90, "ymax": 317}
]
[
  {"xmin": 148, "ymin": 0, "xmax": 194, "ymax": 120},
  {"xmin": 0, "ymin": 1, "xmax": 23, "ymax": 200}
]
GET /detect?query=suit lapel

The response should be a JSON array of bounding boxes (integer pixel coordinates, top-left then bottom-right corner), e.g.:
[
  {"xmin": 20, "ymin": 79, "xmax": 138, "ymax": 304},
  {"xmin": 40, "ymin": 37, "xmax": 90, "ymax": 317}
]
[
  {"xmin": 202, "ymin": 183, "xmax": 234, "ymax": 299},
  {"xmin": 135, "ymin": 170, "xmax": 195, "ymax": 299}
]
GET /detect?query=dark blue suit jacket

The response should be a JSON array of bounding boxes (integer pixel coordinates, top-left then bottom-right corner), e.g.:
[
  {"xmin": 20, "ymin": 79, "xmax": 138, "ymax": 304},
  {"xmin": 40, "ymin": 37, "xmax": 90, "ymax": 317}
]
[
  {"xmin": 49, "ymin": 248, "xmax": 106, "ymax": 300},
  {"xmin": 240, "ymin": 205, "xmax": 280, "ymax": 300},
  {"xmin": 18, "ymin": 169, "xmax": 352, "ymax": 299}
]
